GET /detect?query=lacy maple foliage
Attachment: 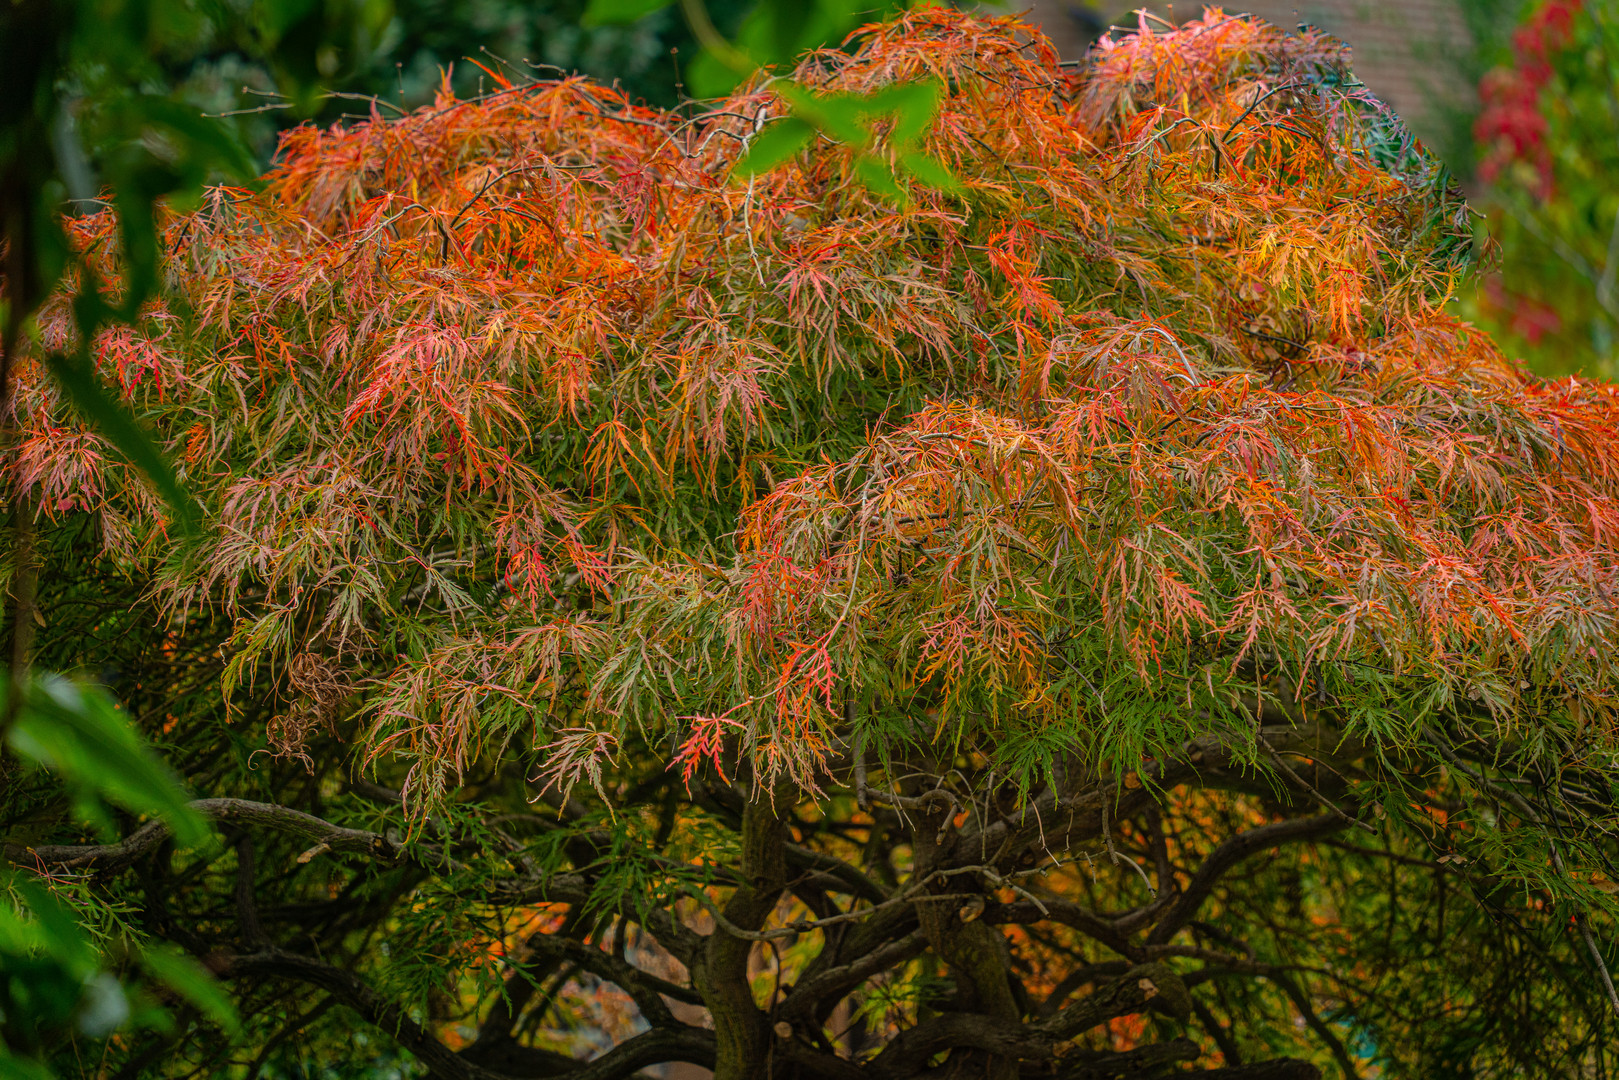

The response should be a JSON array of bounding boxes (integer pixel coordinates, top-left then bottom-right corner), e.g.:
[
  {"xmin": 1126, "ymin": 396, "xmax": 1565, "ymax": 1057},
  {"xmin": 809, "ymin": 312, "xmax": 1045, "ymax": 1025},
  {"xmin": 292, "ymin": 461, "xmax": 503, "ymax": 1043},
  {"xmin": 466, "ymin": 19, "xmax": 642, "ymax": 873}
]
[{"xmin": 9, "ymin": 8, "xmax": 1619, "ymax": 1080}]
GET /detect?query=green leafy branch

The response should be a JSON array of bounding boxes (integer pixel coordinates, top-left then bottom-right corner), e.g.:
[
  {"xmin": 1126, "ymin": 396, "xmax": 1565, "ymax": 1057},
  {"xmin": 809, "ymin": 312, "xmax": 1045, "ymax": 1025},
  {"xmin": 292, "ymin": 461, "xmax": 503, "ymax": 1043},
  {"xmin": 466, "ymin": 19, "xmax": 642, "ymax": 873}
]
[
  {"xmin": 584, "ymin": 0, "xmax": 958, "ymax": 200},
  {"xmin": 0, "ymin": 674, "xmax": 233, "ymax": 1074},
  {"xmin": 738, "ymin": 79, "xmax": 959, "ymax": 201}
]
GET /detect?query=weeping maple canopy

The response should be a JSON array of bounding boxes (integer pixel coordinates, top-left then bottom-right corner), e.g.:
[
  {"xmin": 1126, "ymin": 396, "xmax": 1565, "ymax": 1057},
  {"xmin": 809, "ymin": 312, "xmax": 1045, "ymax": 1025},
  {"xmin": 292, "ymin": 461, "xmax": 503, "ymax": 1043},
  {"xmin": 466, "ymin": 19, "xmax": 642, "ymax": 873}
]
[{"xmin": 9, "ymin": 8, "xmax": 1619, "ymax": 1079}]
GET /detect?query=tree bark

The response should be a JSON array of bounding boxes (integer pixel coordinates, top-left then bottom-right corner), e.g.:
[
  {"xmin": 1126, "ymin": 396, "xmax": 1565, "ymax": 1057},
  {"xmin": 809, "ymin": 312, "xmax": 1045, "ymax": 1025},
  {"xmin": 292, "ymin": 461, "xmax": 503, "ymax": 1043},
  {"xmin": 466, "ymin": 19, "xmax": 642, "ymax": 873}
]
[
  {"xmin": 910, "ymin": 793, "xmax": 1022, "ymax": 1080},
  {"xmin": 694, "ymin": 786, "xmax": 790, "ymax": 1080}
]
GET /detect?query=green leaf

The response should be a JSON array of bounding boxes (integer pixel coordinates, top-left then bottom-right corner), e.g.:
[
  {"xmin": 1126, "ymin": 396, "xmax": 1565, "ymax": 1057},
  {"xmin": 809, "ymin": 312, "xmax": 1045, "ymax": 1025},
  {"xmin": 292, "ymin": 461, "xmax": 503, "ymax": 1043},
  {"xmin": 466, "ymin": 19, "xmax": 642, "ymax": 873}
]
[
  {"xmin": 812, "ymin": 94, "xmax": 876, "ymax": 147},
  {"xmin": 0, "ymin": 1056, "xmax": 59, "ymax": 1080},
  {"xmin": 106, "ymin": 187, "xmax": 166, "ymax": 323},
  {"xmin": 6, "ymin": 674, "xmax": 210, "ymax": 850},
  {"xmin": 686, "ymin": 48, "xmax": 742, "ymax": 99},
  {"xmin": 778, "ymin": 84, "xmax": 870, "ymax": 147},
  {"xmin": 899, "ymin": 151, "xmax": 960, "ymax": 192},
  {"xmin": 251, "ymin": 0, "xmax": 322, "ymax": 42},
  {"xmin": 139, "ymin": 945, "xmax": 239, "ymax": 1035},
  {"xmin": 125, "ymin": 95, "xmax": 258, "ymax": 186},
  {"xmin": 736, "ymin": 0, "xmax": 813, "ymax": 67},
  {"xmin": 853, "ymin": 156, "xmax": 906, "ymax": 202},
  {"xmin": 736, "ymin": 0, "xmax": 904, "ymax": 71},
  {"xmin": 864, "ymin": 81, "xmax": 940, "ymax": 145},
  {"xmin": 582, "ymin": 0, "xmax": 673, "ymax": 27},
  {"xmin": 5, "ymin": 881, "xmax": 96, "ymax": 976},
  {"xmin": 735, "ymin": 117, "xmax": 815, "ymax": 175}
]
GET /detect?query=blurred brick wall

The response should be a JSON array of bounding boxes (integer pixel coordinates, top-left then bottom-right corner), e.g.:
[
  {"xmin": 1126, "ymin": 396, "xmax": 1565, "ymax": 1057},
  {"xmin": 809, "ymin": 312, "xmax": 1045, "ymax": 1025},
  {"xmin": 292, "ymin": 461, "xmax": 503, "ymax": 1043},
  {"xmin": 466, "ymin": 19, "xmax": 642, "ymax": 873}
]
[{"xmin": 1020, "ymin": 1, "xmax": 1475, "ymax": 133}]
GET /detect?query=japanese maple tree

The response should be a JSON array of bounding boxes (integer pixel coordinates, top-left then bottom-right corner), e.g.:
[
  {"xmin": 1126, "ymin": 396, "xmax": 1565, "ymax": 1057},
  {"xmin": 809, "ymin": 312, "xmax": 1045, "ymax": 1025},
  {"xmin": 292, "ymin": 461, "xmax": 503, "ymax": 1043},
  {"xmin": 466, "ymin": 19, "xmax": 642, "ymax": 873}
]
[{"xmin": 7, "ymin": 8, "xmax": 1619, "ymax": 1079}]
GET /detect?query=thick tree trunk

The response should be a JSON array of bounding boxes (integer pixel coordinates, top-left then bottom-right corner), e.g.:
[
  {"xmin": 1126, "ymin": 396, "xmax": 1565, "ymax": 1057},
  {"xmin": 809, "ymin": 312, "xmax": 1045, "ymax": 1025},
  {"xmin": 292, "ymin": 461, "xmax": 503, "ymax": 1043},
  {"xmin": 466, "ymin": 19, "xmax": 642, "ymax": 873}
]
[
  {"xmin": 695, "ymin": 788, "xmax": 790, "ymax": 1080},
  {"xmin": 911, "ymin": 796, "xmax": 1022, "ymax": 1080}
]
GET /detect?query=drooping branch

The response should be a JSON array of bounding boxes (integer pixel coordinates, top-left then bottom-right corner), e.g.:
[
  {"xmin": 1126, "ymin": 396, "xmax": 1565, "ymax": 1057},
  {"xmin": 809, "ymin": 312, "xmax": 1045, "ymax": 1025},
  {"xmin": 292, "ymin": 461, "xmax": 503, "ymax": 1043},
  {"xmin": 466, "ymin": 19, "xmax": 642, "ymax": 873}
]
[
  {"xmin": 952, "ymin": 727, "xmax": 1329, "ymax": 877},
  {"xmin": 1179, "ymin": 1064, "xmax": 1321, "ymax": 1079},
  {"xmin": 15, "ymin": 799, "xmax": 404, "ymax": 871},
  {"xmin": 519, "ymin": 932, "xmax": 705, "ymax": 1021},
  {"xmin": 231, "ymin": 947, "xmax": 717, "ymax": 1080},
  {"xmin": 229, "ymin": 947, "xmax": 511, "ymax": 1080},
  {"xmin": 873, "ymin": 1013, "xmax": 1056, "ymax": 1074},
  {"xmin": 1271, "ymin": 971, "xmax": 1362, "ymax": 1080},
  {"xmin": 1146, "ymin": 813, "xmax": 1349, "ymax": 948},
  {"xmin": 989, "ymin": 897, "xmax": 1140, "ymax": 958},
  {"xmin": 777, "ymin": 928, "xmax": 927, "ymax": 1029},
  {"xmin": 865, "ymin": 962, "xmax": 1191, "ymax": 1077},
  {"xmin": 1057, "ymin": 1037, "xmax": 1201, "ymax": 1078},
  {"xmin": 468, "ymin": 909, "xmax": 585, "ymax": 1058},
  {"xmin": 1036, "ymin": 961, "xmax": 1191, "ymax": 1041}
]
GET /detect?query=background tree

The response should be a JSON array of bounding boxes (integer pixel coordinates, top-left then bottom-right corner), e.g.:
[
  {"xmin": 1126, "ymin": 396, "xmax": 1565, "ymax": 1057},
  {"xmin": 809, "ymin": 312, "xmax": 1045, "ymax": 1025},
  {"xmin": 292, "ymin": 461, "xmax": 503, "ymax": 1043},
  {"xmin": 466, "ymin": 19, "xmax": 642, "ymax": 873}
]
[
  {"xmin": 1456, "ymin": 0, "xmax": 1619, "ymax": 376},
  {"xmin": 157, "ymin": 0, "xmax": 765, "ymax": 163},
  {"xmin": 7, "ymin": 8, "xmax": 1619, "ymax": 1080}
]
